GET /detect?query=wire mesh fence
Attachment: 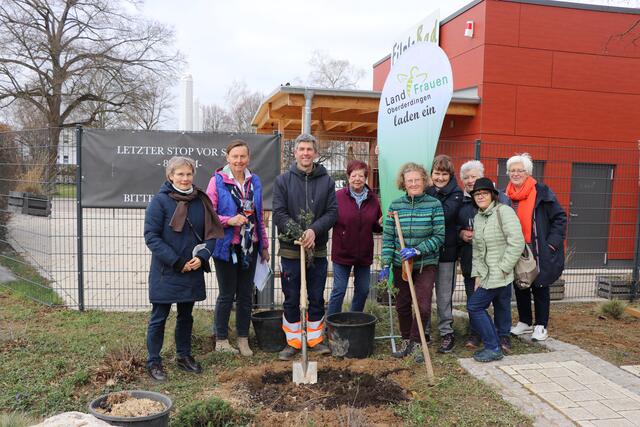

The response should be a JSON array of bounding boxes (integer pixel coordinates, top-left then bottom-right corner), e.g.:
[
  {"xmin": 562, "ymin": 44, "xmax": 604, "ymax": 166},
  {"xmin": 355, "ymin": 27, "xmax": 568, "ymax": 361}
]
[{"xmin": 0, "ymin": 128, "xmax": 638, "ymax": 311}]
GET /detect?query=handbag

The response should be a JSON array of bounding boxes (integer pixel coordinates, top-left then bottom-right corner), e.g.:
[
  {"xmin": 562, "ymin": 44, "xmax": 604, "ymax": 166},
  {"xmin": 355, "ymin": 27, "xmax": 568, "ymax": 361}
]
[{"xmin": 495, "ymin": 204, "xmax": 539, "ymax": 290}]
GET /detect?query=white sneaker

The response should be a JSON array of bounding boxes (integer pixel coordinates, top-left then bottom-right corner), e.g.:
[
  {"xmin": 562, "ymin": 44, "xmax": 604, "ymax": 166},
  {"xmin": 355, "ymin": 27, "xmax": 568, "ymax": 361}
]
[
  {"xmin": 510, "ymin": 322, "xmax": 533, "ymax": 336},
  {"xmin": 531, "ymin": 325, "xmax": 548, "ymax": 341}
]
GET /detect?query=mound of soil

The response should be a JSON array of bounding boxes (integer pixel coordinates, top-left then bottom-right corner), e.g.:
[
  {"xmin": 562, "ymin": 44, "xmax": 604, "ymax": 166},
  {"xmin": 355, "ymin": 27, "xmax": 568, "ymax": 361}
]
[
  {"xmin": 95, "ymin": 391, "xmax": 165, "ymax": 417},
  {"xmin": 247, "ymin": 368, "xmax": 409, "ymax": 412}
]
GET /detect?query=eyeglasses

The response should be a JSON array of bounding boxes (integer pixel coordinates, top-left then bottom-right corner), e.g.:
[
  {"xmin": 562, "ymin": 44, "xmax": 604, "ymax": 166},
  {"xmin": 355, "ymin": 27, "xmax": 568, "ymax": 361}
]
[
  {"xmin": 508, "ymin": 169, "xmax": 527, "ymax": 175},
  {"xmin": 405, "ymin": 178, "xmax": 423, "ymax": 184},
  {"xmin": 473, "ymin": 191, "xmax": 491, "ymax": 198}
]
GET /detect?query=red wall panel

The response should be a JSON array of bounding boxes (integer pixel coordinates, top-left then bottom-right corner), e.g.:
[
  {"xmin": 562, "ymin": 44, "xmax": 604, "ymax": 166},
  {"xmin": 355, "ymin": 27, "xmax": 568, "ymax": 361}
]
[
  {"xmin": 515, "ymin": 86, "xmax": 640, "ymax": 141},
  {"xmin": 372, "ymin": 58, "xmax": 391, "ymax": 92},
  {"xmin": 479, "ymin": 83, "xmax": 517, "ymax": 135},
  {"xmin": 484, "ymin": 45, "xmax": 552, "ymax": 87},
  {"xmin": 485, "ymin": 0, "xmax": 521, "ymax": 46},
  {"xmin": 518, "ymin": 4, "xmax": 640, "ymax": 58},
  {"xmin": 553, "ymin": 52, "xmax": 640, "ymax": 94}
]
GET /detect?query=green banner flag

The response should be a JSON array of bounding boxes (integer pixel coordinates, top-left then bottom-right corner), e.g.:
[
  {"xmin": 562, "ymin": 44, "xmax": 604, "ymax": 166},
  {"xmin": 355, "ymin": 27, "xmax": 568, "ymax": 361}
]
[{"xmin": 377, "ymin": 42, "xmax": 453, "ymax": 216}]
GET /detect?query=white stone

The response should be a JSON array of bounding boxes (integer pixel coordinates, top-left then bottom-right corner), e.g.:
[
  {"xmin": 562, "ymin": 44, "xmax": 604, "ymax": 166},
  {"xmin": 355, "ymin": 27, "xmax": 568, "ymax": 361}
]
[{"xmin": 32, "ymin": 412, "xmax": 111, "ymax": 427}]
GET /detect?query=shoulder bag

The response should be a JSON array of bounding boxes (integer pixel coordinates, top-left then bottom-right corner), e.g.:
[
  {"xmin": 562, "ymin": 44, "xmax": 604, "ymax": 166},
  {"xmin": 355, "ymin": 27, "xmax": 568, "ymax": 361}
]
[{"xmin": 495, "ymin": 204, "xmax": 538, "ymax": 290}]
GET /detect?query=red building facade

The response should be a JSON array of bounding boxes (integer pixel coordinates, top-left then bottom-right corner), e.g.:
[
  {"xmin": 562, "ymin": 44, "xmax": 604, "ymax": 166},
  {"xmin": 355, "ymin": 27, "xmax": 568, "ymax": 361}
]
[{"xmin": 373, "ymin": 0, "xmax": 640, "ymax": 265}]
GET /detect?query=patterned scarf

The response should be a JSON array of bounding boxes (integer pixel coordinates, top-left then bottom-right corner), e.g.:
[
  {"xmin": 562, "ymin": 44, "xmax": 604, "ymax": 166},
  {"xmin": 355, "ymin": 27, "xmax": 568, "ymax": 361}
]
[
  {"xmin": 226, "ymin": 178, "xmax": 255, "ymax": 269},
  {"xmin": 350, "ymin": 187, "xmax": 368, "ymax": 208}
]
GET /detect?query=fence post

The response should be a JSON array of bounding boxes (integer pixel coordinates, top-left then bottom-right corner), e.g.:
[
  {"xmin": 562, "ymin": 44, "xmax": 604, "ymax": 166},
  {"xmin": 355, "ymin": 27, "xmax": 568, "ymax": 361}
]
[
  {"xmin": 632, "ymin": 142, "xmax": 640, "ymax": 302},
  {"xmin": 75, "ymin": 125, "xmax": 84, "ymax": 311},
  {"xmin": 474, "ymin": 139, "xmax": 481, "ymax": 161},
  {"xmin": 268, "ymin": 132, "xmax": 280, "ymax": 309}
]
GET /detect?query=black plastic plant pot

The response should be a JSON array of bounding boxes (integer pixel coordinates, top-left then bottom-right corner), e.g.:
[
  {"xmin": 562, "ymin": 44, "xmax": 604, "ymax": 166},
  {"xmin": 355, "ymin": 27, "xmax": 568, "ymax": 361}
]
[
  {"xmin": 88, "ymin": 390, "xmax": 172, "ymax": 427},
  {"xmin": 327, "ymin": 311, "xmax": 377, "ymax": 359},
  {"xmin": 251, "ymin": 309, "xmax": 286, "ymax": 352}
]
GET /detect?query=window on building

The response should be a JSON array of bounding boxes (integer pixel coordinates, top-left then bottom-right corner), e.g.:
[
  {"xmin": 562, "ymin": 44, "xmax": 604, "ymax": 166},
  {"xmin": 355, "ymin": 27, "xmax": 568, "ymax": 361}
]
[{"xmin": 63, "ymin": 155, "xmax": 69, "ymax": 164}]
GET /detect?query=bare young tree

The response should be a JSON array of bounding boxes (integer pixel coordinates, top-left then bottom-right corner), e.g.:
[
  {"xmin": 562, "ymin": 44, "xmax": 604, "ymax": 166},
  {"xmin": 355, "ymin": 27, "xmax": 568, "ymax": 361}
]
[
  {"xmin": 202, "ymin": 104, "xmax": 229, "ymax": 132},
  {"xmin": 224, "ymin": 81, "xmax": 263, "ymax": 133},
  {"xmin": 306, "ymin": 50, "xmax": 365, "ymax": 89},
  {"xmin": 0, "ymin": 0, "xmax": 182, "ymax": 149},
  {"xmin": 122, "ymin": 73, "xmax": 175, "ymax": 130}
]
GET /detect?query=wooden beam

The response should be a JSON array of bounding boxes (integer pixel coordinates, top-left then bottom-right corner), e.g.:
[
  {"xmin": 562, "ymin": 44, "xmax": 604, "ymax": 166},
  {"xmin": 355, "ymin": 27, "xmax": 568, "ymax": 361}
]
[
  {"xmin": 311, "ymin": 95, "xmax": 380, "ymax": 110},
  {"xmin": 324, "ymin": 121, "xmax": 344, "ymax": 132},
  {"xmin": 345, "ymin": 122, "xmax": 369, "ymax": 133},
  {"xmin": 327, "ymin": 107, "xmax": 353, "ymax": 114},
  {"xmin": 256, "ymin": 103, "xmax": 273, "ymax": 129},
  {"xmin": 271, "ymin": 93, "xmax": 305, "ymax": 111},
  {"xmin": 446, "ymin": 103, "xmax": 477, "ymax": 117}
]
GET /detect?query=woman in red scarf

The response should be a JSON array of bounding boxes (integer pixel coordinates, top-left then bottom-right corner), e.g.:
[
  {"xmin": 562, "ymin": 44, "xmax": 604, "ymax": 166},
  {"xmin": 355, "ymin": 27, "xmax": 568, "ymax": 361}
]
[{"xmin": 505, "ymin": 153, "xmax": 567, "ymax": 342}]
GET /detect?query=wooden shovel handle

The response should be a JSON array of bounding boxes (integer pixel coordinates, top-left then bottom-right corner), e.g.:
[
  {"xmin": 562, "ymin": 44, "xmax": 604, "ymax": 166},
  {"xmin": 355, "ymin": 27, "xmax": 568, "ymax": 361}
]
[{"xmin": 392, "ymin": 212, "xmax": 435, "ymax": 383}]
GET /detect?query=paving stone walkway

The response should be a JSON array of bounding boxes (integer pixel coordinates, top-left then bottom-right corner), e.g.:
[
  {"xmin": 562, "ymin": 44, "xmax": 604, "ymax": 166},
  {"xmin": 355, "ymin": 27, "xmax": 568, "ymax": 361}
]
[{"xmin": 458, "ymin": 336, "xmax": 640, "ymax": 426}]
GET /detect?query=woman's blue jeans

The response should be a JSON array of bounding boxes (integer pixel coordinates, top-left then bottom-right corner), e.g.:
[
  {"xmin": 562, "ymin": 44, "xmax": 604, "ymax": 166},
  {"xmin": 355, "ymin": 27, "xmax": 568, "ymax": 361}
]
[
  {"xmin": 326, "ymin": 263, "xmax": 371, "ymax": 316},
  {"xmin": 146, "ymin": 302, "xmax": 195, "ymax": 368},
  {"xmin": 467, "ymin": 285, "xmax": 512, "ymax": 352}
]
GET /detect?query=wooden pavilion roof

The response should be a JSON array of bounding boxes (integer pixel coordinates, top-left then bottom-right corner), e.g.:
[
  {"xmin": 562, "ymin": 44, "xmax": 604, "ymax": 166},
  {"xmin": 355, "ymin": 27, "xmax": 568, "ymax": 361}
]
[{"xmin": 251, "ymin": 85, "xmax": 480, "ymax": 139}]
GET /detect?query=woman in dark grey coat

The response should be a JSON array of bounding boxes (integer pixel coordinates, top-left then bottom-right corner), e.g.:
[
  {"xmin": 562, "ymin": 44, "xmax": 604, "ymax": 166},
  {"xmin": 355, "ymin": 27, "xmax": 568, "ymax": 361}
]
[
  {"xmin": 505, "ymin": 153, "xmax": 566, "ymax": 342},
  {"xmin": 144, "ymin": 156, "xmax": 222, "ymax": 381}
]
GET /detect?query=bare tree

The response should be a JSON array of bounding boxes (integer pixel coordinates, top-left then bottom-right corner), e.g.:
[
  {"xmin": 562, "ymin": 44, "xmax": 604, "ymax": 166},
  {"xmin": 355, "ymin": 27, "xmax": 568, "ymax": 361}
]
[
  {"xmin": 224, "ymin": 81, "xmax": 262, "ymax": 133},
  {"xmin": 122, "ymin": 73, "xmax": 175, "ymax": 130},
  {"xmin": 202, "ymin": 104, "xmax": 229, "ymax": 132},
  {"xmin": 306, "ymin": 50, "xmax": 365, "ymax": 89},
  {"xmin": 0, "ymin": 0, "xmax": 182, "ymax": 149}
]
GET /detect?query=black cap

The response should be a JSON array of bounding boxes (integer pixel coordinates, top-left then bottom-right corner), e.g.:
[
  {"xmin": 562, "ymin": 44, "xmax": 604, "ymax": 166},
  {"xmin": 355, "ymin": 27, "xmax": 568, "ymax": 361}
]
[{"xmin": 470, "ymin": 177, "xmax": 499, "ymax": 196}]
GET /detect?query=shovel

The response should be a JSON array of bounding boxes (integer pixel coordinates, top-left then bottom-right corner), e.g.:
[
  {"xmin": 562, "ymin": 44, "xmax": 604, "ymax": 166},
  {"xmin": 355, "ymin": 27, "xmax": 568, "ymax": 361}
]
[{"xmin": 292, "ymin": 240, "xmax": 318, "ymax": 385}]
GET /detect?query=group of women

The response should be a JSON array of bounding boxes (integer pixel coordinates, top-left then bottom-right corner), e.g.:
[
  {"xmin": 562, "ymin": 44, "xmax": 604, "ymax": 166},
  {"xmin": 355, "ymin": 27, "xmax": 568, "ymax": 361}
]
[
  {"xmin": 143, "ymin": 143, "xmax": 566, "ymax": 381},
  {"xmin": 380, "ymin": 154, "xmax": 566, "ymax": 363}
]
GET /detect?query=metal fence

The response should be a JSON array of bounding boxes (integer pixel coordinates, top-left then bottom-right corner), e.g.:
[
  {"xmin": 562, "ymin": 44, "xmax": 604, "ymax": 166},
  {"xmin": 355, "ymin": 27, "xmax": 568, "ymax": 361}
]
[{"xmin": 0, "ymin": 127, "xmax": 638, "ymax": 310}]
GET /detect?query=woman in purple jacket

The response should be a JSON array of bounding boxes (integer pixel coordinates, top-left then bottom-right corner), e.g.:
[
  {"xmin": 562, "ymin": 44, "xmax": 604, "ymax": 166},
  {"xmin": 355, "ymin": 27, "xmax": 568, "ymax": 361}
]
[{"xmin": 327, "ymin": 160, "xmax": 382, "ymax": 315}]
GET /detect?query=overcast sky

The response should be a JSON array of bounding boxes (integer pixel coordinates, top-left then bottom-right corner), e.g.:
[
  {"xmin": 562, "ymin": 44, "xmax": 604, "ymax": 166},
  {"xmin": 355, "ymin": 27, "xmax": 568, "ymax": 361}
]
[{"xmin": 141, "ymin": 0, "xmax": 640, "ymax": 129}]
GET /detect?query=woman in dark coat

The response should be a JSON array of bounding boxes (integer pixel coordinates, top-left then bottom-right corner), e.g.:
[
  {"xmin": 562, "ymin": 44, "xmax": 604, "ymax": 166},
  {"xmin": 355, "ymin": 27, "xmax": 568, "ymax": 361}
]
[
  {"xmin": 505, "ymin": 153, "xmax": 567, "ymax": 342},
  {"xmin": 426, "ymin": 154, "xmax": 463, "ymax": 354},
  {"xmin": 327, "ymin": 160, "xmax": 382, "ymax": 315},
  {"xmin": 144, "ymin": 156, "xmax": 223, "ymax": 381}
]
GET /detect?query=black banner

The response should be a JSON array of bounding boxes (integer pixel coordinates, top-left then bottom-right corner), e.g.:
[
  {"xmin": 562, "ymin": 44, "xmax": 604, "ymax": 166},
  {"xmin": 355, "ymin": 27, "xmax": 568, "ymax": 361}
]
[{"xmin": 81, "ymin": 130, "xmax": 280, "ymax": 209}]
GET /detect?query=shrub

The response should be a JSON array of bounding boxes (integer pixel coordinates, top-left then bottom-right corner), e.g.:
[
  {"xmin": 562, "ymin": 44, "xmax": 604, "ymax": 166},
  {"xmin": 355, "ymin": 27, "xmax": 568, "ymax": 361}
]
[
  {"xmin": 599, "ymin": 299, "xmax": 627, "ymax": 320},
  {"xmin": 171, "ymin": 397, "xmax": 252, "ymax": 427}
]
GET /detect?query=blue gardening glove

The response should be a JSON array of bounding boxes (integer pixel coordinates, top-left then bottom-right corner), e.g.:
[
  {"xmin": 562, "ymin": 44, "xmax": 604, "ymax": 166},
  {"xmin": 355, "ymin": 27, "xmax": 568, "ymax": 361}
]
[
  {"xmin": 378, "ymin": 266, "xmax": 390, "ymax": 282},
  {"xmin": 400, "ymin": 247, "xmax": 420, "ymax": 261}
]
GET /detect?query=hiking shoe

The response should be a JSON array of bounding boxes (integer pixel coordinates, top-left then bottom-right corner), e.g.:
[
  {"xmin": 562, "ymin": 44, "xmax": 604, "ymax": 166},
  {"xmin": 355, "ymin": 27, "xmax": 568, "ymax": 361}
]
[
  {"xmin": 438, "ymin": 333, "xmax": 455, "ymax": 354},
  {"xmin": 215, "ymin": 339, "xmax": 239, "ymax": 354},
  {"xmin": 147, "ymin": 363, "xmax": 167, "ymax": 381},
  {"xmin": 473, "ymin": 348, "xmax": 504, "ymax": 363},
  {"xmin": 500, "ymin": 336, "xmax": 511, "ymax": 354},
  {"xmin": 510, "ymin": 322, "xmax": 533, "ymax": 336},
  {"xmin": 465, "ymin": 334, "xmax": 481, "ymax": 349},
  {"xmin": 412, "ymin": 343, "xmax": 425, "ymax": 363},
  {"xmin": 176, "ymin": 356, "xmax": 203, "ymax": 374},
  {"xmin": 237, "ymin": 337, "xmax": 253, "ymax": 357},
  {"xmin": 531, "ymin": 325, "xmax": 548, "ymax": 341},
  {"xmin": 278, "ymin": 345, "xmax": 300, "ymax": 361},
  {"xmin": 309, "ymin": 342, "xmax": 331, "ymax": 355},
  {"xmin": 391, "ymin": 339, "xmax": 414, "ymax": 359}
]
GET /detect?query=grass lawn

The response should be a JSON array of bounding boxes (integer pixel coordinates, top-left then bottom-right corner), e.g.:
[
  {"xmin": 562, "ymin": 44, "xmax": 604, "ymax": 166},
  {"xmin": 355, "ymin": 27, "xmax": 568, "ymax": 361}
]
[
  {"xmin": 0, "ymin": 258, "xmax": 549, "ymax": 427},
  {"xmin": 53, "ymin": 183, "xmax": 76, "ymax": 199}
]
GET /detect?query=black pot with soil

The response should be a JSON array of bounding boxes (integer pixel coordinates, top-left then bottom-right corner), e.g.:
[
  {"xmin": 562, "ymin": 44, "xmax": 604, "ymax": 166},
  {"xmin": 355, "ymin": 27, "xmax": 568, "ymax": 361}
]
[{"xmin": 327, "ymin": 311, "xmax": 377, "ymax": 358}]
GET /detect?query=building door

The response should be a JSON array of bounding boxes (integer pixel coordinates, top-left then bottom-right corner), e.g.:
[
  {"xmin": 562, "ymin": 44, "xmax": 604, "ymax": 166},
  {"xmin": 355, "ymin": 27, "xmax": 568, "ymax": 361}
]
[{"xmin": 567, "ymin": 163, "xmax": 613, "ymax": 267}]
